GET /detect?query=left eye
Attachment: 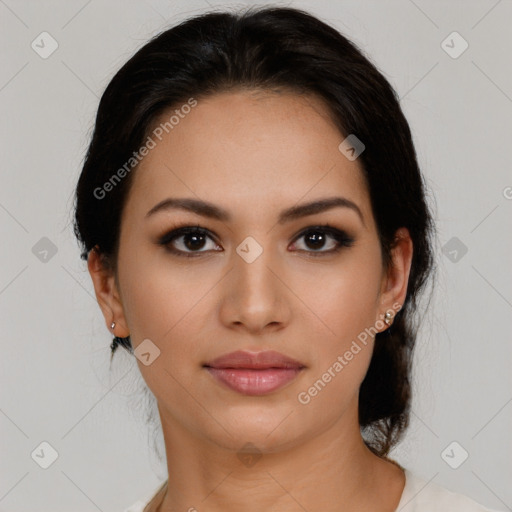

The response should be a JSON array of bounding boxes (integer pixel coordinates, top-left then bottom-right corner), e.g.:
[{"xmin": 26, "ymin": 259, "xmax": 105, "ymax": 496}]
[{"xmin": 291, "ymin": 226, "xmax": 354, "ymax": 254}]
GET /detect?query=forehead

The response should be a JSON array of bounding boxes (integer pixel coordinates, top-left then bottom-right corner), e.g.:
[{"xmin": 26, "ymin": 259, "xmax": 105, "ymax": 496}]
[{"xmin": 125, "ymin": 90, "xmax": 371, "ymax": 224}]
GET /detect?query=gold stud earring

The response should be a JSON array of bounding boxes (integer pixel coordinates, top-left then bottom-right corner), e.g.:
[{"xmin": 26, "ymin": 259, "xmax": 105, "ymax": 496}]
[{"xmin": 384, "ymin": 312, "xmax": 393, "ymax": 326}]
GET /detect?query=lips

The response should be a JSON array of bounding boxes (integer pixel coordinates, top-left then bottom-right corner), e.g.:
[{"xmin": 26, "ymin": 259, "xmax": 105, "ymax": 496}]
[
  {"xmin": 204, "ymin": 350, "xmax": 305, "ymax": 396},
  {"xmin": 205, "ymin": 350, "xmax": 304, "ymax": 370}
]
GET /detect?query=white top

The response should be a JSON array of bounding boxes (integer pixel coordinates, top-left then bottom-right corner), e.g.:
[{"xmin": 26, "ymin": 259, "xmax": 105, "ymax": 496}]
[{"xmin": 123, "ymin": 468, "xmax": 504, "ymax": 512}]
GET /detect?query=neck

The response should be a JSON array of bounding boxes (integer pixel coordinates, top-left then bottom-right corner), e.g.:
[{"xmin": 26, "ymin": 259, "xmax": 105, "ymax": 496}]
[{"xmin": 151, "ymin": 402, "xmax": 405, "ymax": 512}]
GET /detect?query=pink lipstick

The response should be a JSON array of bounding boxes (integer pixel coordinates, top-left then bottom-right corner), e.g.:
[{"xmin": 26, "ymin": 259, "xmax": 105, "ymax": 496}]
[{"xmin": 204, "ymin": 350, "xmax": 304, "ymax": 396}]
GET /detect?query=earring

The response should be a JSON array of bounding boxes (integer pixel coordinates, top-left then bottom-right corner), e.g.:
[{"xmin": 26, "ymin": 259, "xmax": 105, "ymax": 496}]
[
  {"xmin": 109, "ymin": 321, "xmax": 133, "ymax": 357},
  {"xmin": 384, "ymin": 311, "xmax": 393, "ymax": 326}
]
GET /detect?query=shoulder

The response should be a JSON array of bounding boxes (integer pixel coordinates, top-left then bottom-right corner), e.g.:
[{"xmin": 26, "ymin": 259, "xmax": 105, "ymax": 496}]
[
  {"xmin": 397, "ymin": 469, "xmax": 504, "ymax": 512},
  {"xmin": 123, "ymin": 499, "xmax": 146, "ymax": 512},
  {"xmin": 123, "ymin": 481, "xmax": 167, "ymax": 512}
]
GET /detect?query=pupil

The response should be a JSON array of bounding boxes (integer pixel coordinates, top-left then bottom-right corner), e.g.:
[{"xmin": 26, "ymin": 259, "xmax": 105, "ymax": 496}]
[
  {"xmin": 306, "ymin": 232, "xmax": 325, "ymax": 250},
  {"xmin": 185, "ymin": 233, "xmax": 205, "ymax": 250}
]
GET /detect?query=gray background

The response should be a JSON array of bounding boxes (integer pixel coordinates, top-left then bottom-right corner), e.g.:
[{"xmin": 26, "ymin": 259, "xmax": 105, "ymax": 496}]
[{"xmin": 1, "ymin": 0, "xmax": 511, "ymax": 511}]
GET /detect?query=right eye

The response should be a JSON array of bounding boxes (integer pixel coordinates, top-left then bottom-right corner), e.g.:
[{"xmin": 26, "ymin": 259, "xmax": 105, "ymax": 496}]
[{"xmin": 158, "ymin": 225, "xmax": 222, "ymax": 257}]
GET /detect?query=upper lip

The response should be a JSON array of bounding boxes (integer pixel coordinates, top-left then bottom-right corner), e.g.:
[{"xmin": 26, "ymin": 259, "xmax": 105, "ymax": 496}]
[{"xmin": 204, "ymin": 350, "xmax": 305, "ymax": 370}]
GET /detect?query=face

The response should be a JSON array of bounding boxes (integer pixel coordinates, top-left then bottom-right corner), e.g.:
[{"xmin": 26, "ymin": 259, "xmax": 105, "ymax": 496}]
[{"xmin": 90, "ymin": 89, "xmax": 411, "ymax": 453}]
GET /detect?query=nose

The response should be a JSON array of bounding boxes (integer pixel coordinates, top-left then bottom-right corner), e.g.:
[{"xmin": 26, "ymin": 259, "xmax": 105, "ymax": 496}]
[{"xmin": 218, "ymin": 242, "xmax": 291, "ymax": 335}]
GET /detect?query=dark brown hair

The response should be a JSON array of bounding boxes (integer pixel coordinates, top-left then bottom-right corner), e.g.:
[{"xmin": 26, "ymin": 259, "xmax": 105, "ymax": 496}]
[{"xmin": 73, "ymin": 5, "xmax": 435, "ymax": 457}]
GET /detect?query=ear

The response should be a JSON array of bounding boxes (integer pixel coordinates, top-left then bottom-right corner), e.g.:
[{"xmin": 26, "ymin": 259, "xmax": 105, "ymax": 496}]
[
  {"xmin": 376, "ymin": 227, "xmax": 413, "ymax": 328},
  {"xmin": 87, "ymin": 246, "xmax": 130, "ymax": 338}
]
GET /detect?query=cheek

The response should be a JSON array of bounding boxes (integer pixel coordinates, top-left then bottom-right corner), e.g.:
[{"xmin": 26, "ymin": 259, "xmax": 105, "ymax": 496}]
[
  {"xmin": 118, "ymin": 257, "xmax": 210, "ymax": 409},
  {"xmin": 292, "ymin": 272, "xmax": 380, "ymax": 416},
  {"xmin": 289, "ymin": 248, "xmax": 384, "ymax": 408},
  {"xmin": 117, "ymin": 241, "xmax": 212, "ymax": 344},
  {"xmin": 294, "ymin": 249, "xmax": 383, "ymax": 347},
  {"xmin": 116, "ymin": 250, "xmax": 218, "ymax": 401}
]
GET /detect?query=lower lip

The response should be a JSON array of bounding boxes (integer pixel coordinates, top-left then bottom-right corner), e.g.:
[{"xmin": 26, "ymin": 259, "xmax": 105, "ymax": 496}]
[{"xmin": 205, "ymin": 367, "xmax": 302, "ymax": 396}]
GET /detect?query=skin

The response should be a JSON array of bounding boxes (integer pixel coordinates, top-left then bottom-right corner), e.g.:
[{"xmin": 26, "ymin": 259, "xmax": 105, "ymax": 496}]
[{"xmin": 88, "ymin": 89, "xmax": 413, "ymax": 511}]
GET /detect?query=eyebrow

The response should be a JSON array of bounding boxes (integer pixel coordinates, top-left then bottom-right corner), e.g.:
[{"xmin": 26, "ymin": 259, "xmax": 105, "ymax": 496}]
[{"xmin": 145, "ymin": 196, "xmax": 365, "ymax": 225}]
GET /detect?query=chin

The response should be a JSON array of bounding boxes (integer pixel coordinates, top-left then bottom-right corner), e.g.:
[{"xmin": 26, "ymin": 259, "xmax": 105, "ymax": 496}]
[{"xmin": 199, "ymin": 406, "xmax": 313, "ymax": 454}]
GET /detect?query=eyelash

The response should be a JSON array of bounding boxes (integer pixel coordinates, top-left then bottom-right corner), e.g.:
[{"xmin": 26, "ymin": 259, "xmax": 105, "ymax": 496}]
[{"xmin": 157, "ymin": 223, "xmax": 355, "ymax": 258}]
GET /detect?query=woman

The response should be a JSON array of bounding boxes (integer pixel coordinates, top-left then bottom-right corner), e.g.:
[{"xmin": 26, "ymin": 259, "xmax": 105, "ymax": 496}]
[{"xmin": 73, "ymin": 6, "xmax": 502, "ymax": 512}]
